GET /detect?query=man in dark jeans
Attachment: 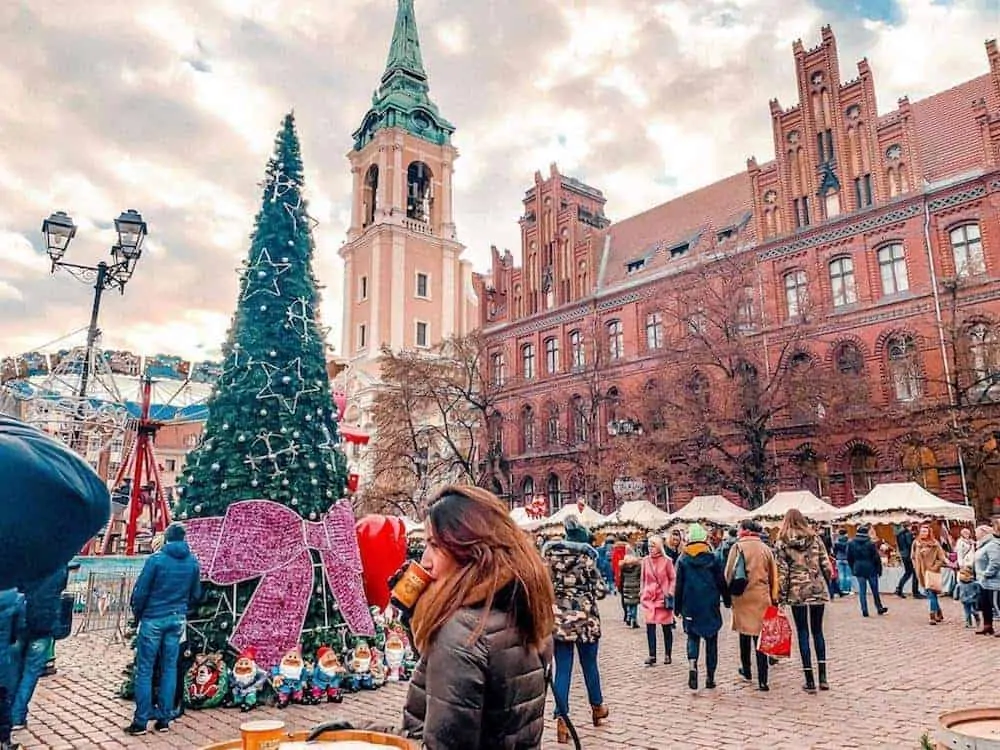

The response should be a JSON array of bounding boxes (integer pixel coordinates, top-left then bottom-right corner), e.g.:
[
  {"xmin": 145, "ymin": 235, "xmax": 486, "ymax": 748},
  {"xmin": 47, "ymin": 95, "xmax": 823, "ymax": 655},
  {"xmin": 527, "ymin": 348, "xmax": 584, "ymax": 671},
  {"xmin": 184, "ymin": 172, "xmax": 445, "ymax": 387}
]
[
  {"xmin": 125, "ymin": 523, "xmax": 201, "ymax": 737},
  {"xmin": 894, "ymin": 523, "xmax": 924, "ymax": 599},
  {"xmin": 0, "ymin": 589, "xmax": 26, "ymax": 750}
]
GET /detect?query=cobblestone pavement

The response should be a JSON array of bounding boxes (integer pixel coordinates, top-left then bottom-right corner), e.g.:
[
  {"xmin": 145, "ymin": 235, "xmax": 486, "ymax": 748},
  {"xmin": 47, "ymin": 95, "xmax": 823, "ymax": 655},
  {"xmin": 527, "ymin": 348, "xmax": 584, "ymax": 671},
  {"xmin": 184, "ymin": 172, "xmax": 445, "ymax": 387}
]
[{"xmin": 18, "ymin": 594, "xmax": 997, "ymax": 749}]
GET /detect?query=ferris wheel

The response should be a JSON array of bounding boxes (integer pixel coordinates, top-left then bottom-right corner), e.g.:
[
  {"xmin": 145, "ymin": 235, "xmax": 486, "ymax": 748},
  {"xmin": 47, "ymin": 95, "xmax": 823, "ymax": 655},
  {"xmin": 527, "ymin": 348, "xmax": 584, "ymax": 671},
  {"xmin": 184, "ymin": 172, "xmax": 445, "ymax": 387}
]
[{"xmin": 1, "ymin": 329, "xmax": 212, "ymax": 555}]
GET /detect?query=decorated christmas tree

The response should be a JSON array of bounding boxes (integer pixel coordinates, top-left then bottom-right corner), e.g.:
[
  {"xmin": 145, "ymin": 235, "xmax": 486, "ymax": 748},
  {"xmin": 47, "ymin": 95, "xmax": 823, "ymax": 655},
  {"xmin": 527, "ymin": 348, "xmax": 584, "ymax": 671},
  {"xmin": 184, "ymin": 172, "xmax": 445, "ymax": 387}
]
[{"xmin": 173, "ymin": 113, "xmax": 374, "ymax": 670}]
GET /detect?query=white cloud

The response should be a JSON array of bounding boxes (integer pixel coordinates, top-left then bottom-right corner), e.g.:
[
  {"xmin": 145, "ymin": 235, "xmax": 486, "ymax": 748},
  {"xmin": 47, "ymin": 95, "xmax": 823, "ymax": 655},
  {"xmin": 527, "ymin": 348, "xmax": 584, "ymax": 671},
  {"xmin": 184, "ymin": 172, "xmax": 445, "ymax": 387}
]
[{"xmin": 0, "ymin": 0, "xmax": 997, "ymax": 363}]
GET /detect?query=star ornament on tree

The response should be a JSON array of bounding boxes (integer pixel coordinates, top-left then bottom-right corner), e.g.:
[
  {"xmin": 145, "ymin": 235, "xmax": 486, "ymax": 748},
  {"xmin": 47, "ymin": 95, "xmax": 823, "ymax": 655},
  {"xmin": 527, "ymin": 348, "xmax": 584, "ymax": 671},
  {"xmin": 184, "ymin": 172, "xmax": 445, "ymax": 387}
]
[
  {"xmin": 256, "ymin": 358, "xmax": 319, "ymax": 414},
  {"xmin": 240, "ymin": 247, "xmax": 292, "ymax": 302},
  {"xmin": 285, "ymin": 297, "xmax": 313, "ymax": 341}
]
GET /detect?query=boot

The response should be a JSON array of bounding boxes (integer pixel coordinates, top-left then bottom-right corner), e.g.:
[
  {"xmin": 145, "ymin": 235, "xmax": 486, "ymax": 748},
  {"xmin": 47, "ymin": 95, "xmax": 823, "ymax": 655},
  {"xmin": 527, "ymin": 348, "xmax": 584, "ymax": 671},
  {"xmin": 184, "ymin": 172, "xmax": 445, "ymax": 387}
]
[
  {"xmin": 934, "ymin": 610, "xmax": 944, "ymax": 623},
  {"xmin": 929, "ymin": 612, "xmax": 938, "ymax": 625},
  {"xmin": 818, "ymin": 661, "xmax": 829, "ymax": 691},
  {"xmin": 803, "ymin": 667, "xmax": 817, "ymax": 693},
  {"xmin": 705, "ymin": 673, "xmax": 716, "ymax": 689},
  {"xmin": 975, "ymin": 626, "xmax": 995, "ymax": 635},
  {"xmin": 644, "ymin": 656, "xmax": 656, "ymax": 667},
  {"xmin": 555, "ymin": 717, "xmax": 569, "ymax": 745},
  {"xmin": 688, "ymin": 659, "xmax": 698, "ymax": 691},
  {"xmin": 591, "ymin": 704, "xmax": 609, "ymax": 727}
]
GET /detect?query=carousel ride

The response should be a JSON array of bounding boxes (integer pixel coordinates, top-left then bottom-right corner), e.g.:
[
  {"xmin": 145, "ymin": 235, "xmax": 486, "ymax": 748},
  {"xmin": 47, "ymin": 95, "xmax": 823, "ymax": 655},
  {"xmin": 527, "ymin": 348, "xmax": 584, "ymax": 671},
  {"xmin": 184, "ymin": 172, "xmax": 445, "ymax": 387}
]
[{"xmin": 1, "ymin": 332, "xmax": 212, "ymax": 556}]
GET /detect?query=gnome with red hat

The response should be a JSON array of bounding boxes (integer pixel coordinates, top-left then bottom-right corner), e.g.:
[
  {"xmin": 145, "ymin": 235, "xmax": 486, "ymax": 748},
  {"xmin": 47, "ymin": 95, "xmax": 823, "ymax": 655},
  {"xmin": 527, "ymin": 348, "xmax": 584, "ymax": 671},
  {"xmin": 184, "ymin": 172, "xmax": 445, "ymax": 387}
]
[
  {"xmin": 309, "ymin": 645, "xmax": 346, "ymax": 704},
  {"xmin": 229, "ymin": 647, "xmax": 268, "ymax": 712}
]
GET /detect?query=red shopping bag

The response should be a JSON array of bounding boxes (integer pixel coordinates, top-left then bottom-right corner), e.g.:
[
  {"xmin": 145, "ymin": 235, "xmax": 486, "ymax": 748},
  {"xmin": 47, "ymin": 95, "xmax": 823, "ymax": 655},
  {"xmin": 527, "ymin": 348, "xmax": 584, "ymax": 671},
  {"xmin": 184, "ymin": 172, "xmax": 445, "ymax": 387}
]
[{"xmin": 758, "ymin": 605, "xmax": 792, "ymax": 659}]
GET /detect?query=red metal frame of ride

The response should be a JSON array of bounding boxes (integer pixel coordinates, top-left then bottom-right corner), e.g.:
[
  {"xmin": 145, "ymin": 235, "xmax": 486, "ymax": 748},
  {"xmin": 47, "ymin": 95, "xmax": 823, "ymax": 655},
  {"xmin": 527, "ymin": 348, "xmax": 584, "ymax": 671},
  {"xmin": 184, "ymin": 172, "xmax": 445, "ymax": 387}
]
[{"xmin": 99, "ymin": 375, "xmax": 172, "ymax": 555}]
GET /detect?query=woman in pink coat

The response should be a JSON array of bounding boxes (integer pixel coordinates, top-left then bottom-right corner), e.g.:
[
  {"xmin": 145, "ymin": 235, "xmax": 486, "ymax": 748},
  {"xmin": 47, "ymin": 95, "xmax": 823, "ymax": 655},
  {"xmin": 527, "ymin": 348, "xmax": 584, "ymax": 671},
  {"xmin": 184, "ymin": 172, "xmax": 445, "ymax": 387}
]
[{"xmin": 640, "ymin": 535, "xmax": 676, "ymax": 666}]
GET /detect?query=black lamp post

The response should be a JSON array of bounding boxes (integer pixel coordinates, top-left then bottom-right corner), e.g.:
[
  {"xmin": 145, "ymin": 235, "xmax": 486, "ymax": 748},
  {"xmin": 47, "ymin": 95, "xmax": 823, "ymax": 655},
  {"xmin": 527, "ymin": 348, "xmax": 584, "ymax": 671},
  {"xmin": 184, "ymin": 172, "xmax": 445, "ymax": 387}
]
[{"xmin": 41, "ymin": 209, "xmax": 149, "ymax": 400}]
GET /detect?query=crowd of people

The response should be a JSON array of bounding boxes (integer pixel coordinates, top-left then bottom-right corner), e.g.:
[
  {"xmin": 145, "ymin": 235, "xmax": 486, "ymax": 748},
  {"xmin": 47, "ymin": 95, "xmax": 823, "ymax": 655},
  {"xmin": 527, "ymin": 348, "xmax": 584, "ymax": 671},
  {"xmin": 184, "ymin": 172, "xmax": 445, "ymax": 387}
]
[{"xmin": 535, "ymin": 510, "xmax": 1000, "ymax": 745}]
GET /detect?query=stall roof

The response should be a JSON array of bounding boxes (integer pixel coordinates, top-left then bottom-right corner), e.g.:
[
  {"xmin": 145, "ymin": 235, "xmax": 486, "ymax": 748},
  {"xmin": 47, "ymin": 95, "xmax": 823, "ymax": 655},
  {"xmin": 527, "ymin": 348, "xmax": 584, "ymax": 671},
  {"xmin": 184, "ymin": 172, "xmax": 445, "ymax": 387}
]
[{"xmin": 835, "ymin": 482, "xmax": 975, "ymax": 524}]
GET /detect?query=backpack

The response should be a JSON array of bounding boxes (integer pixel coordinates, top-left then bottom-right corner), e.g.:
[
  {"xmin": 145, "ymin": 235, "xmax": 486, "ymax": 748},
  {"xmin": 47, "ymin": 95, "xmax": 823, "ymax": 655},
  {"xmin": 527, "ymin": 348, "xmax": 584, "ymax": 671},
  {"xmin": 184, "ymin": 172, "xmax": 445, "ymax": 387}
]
[{"xmin": 729, "ymin": 545, "xmax": 749, "ymax": 597}]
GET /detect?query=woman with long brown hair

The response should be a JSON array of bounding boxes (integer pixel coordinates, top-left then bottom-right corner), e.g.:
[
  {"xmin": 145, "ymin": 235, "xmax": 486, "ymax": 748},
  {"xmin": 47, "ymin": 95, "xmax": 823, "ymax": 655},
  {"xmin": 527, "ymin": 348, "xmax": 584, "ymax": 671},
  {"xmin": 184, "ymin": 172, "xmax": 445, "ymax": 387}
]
[
  {"xmin": 311, "ymin": 485, "xmax": 556, "ymax": 748},
  {"xmin": 774, "ymin": 508, "xmax": 832, "ymax": 693},
  {"xmin": 913, "ymin": 523, "xmax": 948, "ymax": 625}
]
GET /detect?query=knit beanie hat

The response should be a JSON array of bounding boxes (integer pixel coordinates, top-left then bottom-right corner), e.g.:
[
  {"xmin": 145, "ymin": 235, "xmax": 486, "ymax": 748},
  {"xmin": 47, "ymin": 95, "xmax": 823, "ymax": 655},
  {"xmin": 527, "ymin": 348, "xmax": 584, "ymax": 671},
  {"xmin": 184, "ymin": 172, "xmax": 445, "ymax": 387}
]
[{"xmin": 688, "ymin": 523, "xmax": 708, "ymax": 543}]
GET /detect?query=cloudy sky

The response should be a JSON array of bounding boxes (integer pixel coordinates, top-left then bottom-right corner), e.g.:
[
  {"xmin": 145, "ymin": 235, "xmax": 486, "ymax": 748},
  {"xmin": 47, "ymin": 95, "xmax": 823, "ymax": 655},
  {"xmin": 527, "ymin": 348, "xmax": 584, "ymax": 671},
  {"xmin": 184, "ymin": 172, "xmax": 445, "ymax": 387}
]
[{"xmin": 1, "ymin": 0, "xmax": 997, "ymax": 361}]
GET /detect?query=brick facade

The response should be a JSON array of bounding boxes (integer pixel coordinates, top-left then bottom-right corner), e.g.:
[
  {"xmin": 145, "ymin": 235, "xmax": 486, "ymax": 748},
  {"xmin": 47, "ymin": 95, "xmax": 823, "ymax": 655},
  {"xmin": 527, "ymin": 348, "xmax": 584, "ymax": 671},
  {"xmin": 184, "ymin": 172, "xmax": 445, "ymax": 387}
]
[{"xmin": 474, "ymin": 28, "xmax": 1000, "ymax": 516}]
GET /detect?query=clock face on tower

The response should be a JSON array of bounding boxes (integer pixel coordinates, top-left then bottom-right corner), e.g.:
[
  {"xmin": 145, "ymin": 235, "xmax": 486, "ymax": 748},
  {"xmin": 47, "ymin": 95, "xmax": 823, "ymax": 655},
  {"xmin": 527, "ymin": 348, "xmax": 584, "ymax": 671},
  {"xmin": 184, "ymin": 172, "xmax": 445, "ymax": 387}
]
[
  {"xmin": 886, "ymin": 144, "xmax": 902, "ymax": 161},
  {"xmin": 411, "ymin": 112, "xmax": 431, "ymax": 131}
]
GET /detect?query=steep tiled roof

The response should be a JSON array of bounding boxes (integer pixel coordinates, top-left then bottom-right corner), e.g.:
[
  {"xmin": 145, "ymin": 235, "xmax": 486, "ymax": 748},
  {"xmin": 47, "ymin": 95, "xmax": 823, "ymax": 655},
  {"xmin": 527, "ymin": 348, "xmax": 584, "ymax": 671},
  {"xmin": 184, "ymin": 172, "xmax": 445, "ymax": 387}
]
[
  {"xmin": 601, "ymin": 172, "xmax": 754, "ymax": 289},
  {"xmin": 911, "ymin": 73, "xmax": 998, "ymax": 184}
]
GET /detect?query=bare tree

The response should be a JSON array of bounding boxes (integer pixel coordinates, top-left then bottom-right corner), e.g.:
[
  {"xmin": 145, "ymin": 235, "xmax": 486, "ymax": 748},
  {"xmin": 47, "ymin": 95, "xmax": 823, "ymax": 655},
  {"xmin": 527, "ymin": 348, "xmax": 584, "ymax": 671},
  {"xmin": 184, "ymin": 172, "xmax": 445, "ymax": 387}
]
[
  {"xmin": 632, "ymin": 253, "xmax": 848, "ymax": 508},
  {"xmin": 363, "ymin": 332, "xmax": 503, "ymax": 517}
]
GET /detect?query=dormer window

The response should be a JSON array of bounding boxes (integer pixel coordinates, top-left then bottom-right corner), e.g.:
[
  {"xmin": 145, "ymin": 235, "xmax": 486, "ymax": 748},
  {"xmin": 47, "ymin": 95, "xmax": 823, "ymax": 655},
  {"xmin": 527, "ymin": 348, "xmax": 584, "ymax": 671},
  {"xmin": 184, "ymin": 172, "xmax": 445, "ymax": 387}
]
[
  {"xmin": 670, "ymin": 243, "xmax": 689, "ymax": 259},
  {"xmin": 717, "ymin": 228, "xmax": 736, "ymax": 243},
  {"xmin": 626, "ymin": 259, "xmax": 646, "ymax": 274}
]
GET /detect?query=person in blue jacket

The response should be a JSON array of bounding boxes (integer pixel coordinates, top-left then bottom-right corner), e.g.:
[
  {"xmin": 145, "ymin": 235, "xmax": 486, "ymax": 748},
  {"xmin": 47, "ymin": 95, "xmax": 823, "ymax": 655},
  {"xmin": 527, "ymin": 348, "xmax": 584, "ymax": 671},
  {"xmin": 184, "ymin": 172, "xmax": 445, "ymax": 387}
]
[
  {"xmin": 674, "ymin": 523, "xmax": 731, "ymax": 692},
  {"xmin": 0, "ymin": 417, "xmax": 110, "ymax": 589},
  {"xmin": 125, "ymin": 523, "xmax": 201, "ymax": 737},
  {"xmin": 0, "ymin": 589, "xmax": 26, "ymax": 750}
]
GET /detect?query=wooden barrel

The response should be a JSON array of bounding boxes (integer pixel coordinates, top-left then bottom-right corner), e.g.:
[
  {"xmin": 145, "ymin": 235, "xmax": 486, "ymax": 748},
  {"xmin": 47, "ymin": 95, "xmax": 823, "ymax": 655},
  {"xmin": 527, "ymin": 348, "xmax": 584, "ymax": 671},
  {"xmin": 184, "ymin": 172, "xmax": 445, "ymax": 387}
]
[{"xmin": 938, "ymin": 708, "xmax": 1000, "ymax": 749}]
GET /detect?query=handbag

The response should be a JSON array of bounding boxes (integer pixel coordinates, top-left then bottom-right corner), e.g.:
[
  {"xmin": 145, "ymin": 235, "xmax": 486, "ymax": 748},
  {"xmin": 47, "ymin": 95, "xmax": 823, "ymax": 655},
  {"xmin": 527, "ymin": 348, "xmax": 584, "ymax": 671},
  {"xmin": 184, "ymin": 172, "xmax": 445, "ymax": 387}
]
[
  {"xmin": 757, "ymin": 605, "xmax": 792, "ymax": 658},
  {"xmin": 52, "ymin": 591, "xmax": 76, "ymax": 641},
  {"xmin": 730, "ymin": 546, "xmax": 749, "ymax": 597},
  {"xmin": 924, "ymin": 570, "xmax": 943, "ymax": 593},
  {"xmin": 651, "ymin": 561, "xmax": 674, "ymax": 610}
]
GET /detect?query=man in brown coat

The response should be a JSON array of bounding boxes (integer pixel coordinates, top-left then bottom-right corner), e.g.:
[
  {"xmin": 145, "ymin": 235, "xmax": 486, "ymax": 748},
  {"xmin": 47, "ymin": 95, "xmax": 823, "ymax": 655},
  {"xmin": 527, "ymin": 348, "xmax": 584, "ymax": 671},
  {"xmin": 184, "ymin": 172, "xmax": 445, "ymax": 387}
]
[{"xmin": 725, "ymin": 520, "xmax": 780, "ymax": 691}]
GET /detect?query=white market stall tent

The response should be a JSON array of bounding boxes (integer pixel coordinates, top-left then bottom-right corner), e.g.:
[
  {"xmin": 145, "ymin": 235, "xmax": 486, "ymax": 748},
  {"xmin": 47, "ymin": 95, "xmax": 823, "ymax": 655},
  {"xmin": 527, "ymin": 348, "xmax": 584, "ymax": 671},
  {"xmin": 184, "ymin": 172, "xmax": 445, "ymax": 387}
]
[
  {"xmin": 601, "ymin": 500, "xmax": 672, "ymax": 531},
  {"xmin": 535, "ymin": 503, "xmax": 609, "ymax": 531},
  {"xmin": 509, "ymin": 506, "xmax": 543, "ymax": 530},
  {"xmin": 752, "ymin": 490, "xmax": 839, "ymax": 526},
  {"xmin": 666, "ymin": 495, "xmax": 748, "ymax": 528},
  {"xmin": 834, "ymin": 482, "xmax": 975, "ymax": 525}
]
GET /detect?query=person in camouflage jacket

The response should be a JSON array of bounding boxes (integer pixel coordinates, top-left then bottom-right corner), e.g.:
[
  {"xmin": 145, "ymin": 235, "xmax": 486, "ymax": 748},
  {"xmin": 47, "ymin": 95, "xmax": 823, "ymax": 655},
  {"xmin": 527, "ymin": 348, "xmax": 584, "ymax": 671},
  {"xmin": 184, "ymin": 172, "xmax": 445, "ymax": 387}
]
[{"xmin": 542, "ymin": 517, "xmax": 609, "ymax": 743}]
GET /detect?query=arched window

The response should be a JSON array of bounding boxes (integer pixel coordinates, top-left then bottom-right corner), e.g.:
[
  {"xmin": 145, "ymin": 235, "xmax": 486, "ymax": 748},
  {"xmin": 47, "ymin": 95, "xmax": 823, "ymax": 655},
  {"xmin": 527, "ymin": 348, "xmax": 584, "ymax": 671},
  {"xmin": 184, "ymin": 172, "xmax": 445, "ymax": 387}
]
[
  {"xmin": 520, "ymin": 405, "xmax": 536, "ymax": 451},
  {"xmin": 877, "ymin": 243, "xmax": 908, "ymax": 295},
  {"xmin": 513, "ymin": 284, "xmax": 523, "ymax": 318},
  {"xmin": 688, "ymin": 371, "xmax": 710, "ymax": 409},
  {"xmin": 950, "ymin": 224, "xmax": 985, "ymax": 277},
  {"xmin": 834, "ymin": 342, "xmax": 864, "ymax": 376},
  {"xmin": 644, "ymin": 379, "xmax": 665, "ymax": 430},
  {"xmin": 406, "ymin": 161, "xmax": 433, "ymax": 222},
  {"xmin": 645, "ymin": 312, "xmax": 664, "ymax": 350},
  {"xmin": 546, "ymin": 474, "xmax": 563, "ymax": 513},
  {"xmin": 887, "ymin": 334, "xmax": 920, "ymax": 402},
  {"xmin": 490, "ymin": 351, "xmax": 506, "ymax": 387},
  {"xmin": 546, "ymin": 404, "xmax": 560, "ymax": 444},
  {"xmin": 488, "ymin": 412, "xmax": 504, "ymax": 454},
  {"xmin": 363, "ymin": 165, "xmax": 379, "ymax": 227},
  {"xmin": 606, "ymin": 387, "xmax": 621, "ymax": 424},
  {"xmin": 544, "ymin": 337, "xmax": 560, "ymax": 374},
  {"xmin": 520, "ymin": 476, "xmax": 534, "ymax": 506},
  {"xmin": 792, "ymin": 445, "xmax": 830, "ymax": 498},
  {"xmin": 784, "ymin": 270, "xmax": 808, "ymax": 317},
  {"xmin": 607, "ymin": 319, "xmax": 624, "ymax": 360},
  {"xmin": 901, "ymin": 443, "xmax": 940, "ymax": 492},
  {"xmin": 847, "ymin": 444, "xmax": 877, "ymax": 497},
  {"xmin": 568, "ymin": 330, "xmax": 585, "ymax": 369},
  {"xmin": 521, "ymin": 343, "xmax": 535, "ymax": 380},
  {"xmin": 571, "ymin": 395, "xmax": 589, "ymax": 443},
  {"xmin": 829, "ymin": 257, "xmax": 857, "ymax": 308},
  {"xmin": 968, "ymin": 323, "xmax": 1000, "ymax": 396}
]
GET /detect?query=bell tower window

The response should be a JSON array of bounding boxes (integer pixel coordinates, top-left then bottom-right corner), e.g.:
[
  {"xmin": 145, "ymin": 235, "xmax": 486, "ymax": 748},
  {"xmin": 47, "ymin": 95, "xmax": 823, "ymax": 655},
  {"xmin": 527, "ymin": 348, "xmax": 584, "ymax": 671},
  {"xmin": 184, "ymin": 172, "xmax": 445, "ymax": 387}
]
[
  {"xmin": 406, "ymin": 161, "xmax": 433, "ymax": 223},
  {"xmin": 363, "ymin": 165, "xmax": 379, "ymax": 227}
]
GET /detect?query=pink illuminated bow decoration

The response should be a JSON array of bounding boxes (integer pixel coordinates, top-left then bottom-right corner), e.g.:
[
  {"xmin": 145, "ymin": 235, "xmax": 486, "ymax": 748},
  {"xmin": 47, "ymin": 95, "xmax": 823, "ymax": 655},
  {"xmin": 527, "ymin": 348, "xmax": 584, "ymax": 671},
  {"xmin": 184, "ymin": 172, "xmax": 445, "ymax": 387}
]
[{"xmin": 186, "ymin": 499, "xmax": 375, "ymax": 669}]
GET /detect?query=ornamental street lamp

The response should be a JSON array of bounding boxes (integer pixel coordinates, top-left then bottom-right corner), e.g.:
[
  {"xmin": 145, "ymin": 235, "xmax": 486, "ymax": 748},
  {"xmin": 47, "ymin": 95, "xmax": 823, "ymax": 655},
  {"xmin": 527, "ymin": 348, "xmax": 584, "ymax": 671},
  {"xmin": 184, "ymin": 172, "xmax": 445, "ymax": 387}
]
[{"xmin": 41, "ymin": 209, "xmax": 149, "ymax": 400}]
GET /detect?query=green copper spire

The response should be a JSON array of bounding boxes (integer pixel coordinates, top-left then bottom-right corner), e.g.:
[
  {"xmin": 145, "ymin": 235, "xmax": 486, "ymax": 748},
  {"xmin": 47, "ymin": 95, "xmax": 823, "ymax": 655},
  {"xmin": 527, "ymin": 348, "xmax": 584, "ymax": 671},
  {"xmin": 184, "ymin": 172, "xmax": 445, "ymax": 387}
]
[
  {"xmin": 352, "ymin": 0, "xmax": 454, "ymax": 151},
  {"xmin": 382, "ymin": 0, "xmax": 427, "ymax": 84}
]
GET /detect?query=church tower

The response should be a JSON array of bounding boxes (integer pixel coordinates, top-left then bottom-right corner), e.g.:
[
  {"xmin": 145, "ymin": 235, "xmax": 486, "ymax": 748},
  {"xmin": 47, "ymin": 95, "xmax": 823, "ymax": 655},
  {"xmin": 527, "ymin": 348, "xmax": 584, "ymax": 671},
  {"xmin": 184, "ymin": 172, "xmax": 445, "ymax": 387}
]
[{"xmin": 339, "ymin": 0, "xmax": 475, "ymax": 377}]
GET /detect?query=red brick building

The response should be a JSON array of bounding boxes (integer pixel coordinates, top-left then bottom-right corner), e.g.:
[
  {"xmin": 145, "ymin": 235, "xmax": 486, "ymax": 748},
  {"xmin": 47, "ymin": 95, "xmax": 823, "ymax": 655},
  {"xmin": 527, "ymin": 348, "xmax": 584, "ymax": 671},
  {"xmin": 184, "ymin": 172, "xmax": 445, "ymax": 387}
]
[{"xmin": 474, "ymin": 27, "xmax": 1000, "ymax": 517}]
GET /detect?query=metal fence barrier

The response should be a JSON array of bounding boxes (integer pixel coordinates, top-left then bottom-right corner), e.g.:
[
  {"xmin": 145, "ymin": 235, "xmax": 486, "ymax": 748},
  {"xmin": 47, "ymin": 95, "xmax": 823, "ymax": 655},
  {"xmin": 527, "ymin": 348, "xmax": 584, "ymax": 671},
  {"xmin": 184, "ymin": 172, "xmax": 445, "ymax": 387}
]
[{"xmin": 69, "ymin": 571, "xmax": 139, "ymax": 642}]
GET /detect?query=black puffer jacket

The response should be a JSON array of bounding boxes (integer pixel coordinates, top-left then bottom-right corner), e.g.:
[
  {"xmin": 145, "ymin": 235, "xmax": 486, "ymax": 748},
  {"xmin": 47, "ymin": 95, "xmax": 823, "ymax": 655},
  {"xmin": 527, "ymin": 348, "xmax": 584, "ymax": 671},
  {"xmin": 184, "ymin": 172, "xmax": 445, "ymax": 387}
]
[{"xmin": 402, "ymin": 583, "xmax": 552, "ymax": 749}]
